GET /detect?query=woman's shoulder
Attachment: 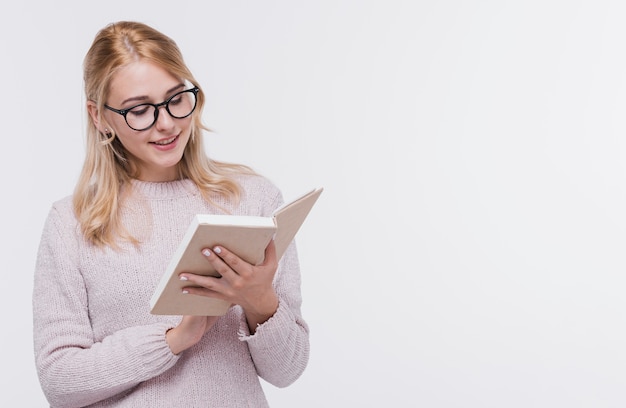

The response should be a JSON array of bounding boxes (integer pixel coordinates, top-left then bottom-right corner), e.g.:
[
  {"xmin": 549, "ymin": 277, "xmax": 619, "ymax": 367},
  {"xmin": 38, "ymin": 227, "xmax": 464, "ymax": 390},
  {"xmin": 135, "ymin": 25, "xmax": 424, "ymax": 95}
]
[
  {"xmin": 39, "ymin": 194, "xmax": 80, "ymax": 238},
  {"xmin": 48, "ymin": 195, "xmax": 76, "ymax": 218},
  {"xmin": 42, "ymin": 195, "xmax": 79, "ymax": 228},
  {"xmin": 236, "ymin": 173, "xmax": 281, "ymax": 195},
  {"xmin": 233, "ymin": 173, "xmax": 283, "ymax": 216}
]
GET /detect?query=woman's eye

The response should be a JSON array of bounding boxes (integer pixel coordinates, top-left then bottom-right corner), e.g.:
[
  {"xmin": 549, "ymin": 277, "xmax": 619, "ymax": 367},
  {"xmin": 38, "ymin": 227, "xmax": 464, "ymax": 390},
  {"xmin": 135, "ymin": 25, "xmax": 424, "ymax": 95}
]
[
  {"xmin": 169, "ymin": 94, "xmax": 183, "ymax": 106},
  {"xmin": 129, "ymin": 105, "xmax": 151, "ymax": 116}
]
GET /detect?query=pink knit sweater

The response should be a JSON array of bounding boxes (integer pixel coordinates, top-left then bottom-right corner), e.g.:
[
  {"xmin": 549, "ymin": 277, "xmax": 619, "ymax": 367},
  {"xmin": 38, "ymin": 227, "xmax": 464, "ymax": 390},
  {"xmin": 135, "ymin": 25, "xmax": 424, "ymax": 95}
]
[{"xmin": 33, "ymin": 175, "xmax": 309, "ymax": 407}]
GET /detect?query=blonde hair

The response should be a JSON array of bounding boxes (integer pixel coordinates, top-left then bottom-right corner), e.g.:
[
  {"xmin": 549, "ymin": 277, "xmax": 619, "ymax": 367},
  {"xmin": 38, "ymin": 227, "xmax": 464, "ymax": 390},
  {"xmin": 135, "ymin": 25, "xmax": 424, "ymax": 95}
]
[{"xmin": 74, "ymin": 21, "xmax": 254, "ymax": 247}]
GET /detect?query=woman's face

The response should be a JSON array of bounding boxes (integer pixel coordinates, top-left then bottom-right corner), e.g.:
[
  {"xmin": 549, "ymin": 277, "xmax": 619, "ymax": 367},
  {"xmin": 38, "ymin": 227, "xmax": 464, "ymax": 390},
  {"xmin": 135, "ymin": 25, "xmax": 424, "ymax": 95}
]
[{"xmin": 101, "ymin": 60, "xmax": 194, "ymax": 182}]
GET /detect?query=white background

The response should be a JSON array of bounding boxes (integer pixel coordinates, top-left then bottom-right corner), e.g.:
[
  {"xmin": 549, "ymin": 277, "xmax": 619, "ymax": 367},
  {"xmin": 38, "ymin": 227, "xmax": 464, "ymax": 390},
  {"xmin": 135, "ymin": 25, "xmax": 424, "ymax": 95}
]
[{"xmin": 3, "ymin": 1, "xmax": 626, "ymax": 407}]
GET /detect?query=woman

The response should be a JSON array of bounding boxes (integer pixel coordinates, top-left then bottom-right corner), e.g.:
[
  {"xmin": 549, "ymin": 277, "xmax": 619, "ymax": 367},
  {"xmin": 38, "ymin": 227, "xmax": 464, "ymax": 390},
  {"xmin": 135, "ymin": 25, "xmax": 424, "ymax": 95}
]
[{"xmin": 33, "ymin": 21, "xmax": 309, "ymax": 407}]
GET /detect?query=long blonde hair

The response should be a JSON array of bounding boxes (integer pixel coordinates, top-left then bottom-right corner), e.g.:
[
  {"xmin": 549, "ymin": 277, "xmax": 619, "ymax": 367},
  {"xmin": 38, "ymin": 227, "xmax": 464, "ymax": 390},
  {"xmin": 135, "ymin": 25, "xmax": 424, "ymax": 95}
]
[{"xmin": 74, "ymin": 21, "xmax": 254, "ymax": 247}]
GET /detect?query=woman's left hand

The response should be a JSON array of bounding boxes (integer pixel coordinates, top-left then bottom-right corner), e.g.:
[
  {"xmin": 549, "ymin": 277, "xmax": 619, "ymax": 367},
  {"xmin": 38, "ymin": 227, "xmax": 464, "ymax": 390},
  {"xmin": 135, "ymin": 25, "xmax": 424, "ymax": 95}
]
[{"xmin": 179, "ymin": 240, "xmax": 279, "ymax": 333}]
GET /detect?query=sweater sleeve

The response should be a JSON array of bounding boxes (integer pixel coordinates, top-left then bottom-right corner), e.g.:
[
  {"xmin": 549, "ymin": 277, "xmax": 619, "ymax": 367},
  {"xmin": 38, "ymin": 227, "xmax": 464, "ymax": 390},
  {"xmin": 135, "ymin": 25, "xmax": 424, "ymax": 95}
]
[
  {"xmin": 32, "ymin": 205, "xmax": 180, "ymax": 408},
  {"xmin": 238, "ymin": 239, "xmax": 310, "ymax": 387}
]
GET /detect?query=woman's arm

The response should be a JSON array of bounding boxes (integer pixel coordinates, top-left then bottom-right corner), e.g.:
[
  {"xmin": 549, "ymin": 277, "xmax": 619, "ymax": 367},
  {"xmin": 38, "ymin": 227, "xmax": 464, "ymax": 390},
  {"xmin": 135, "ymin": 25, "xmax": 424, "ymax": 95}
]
[
  {"xmin": 180, "ymin": 239, "xmax": 310, "ymax": 387},
  {"xmin": 33, "ymin": 207, "xmax": 180, "ymax": 407},
  {"xmin": 238, "ymin": 241, "xmax": 310, "ymax": 387}
]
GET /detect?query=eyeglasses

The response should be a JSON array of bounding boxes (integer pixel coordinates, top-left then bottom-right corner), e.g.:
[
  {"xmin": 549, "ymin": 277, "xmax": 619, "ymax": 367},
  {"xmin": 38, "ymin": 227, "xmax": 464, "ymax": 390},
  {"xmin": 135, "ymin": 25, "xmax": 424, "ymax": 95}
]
[{"xmin": 104, "ymin": 87, "xmax": 199, "ymax": 131}]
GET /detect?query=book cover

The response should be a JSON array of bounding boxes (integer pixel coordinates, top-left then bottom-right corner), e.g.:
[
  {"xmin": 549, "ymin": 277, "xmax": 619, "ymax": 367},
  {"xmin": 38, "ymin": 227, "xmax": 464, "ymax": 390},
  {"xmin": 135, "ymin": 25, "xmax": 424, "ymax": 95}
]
[{"xmin": 149, "ymin": 187, "xmax": 323, "ymax": 316}]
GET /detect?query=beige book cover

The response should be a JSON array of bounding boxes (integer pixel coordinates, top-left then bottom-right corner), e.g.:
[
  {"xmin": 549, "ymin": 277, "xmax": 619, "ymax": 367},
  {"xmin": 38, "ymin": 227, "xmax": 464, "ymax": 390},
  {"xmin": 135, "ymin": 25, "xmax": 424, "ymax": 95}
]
[{"xmin": 150, "ymin": 187, "xmax": 323, "ymax": 316}]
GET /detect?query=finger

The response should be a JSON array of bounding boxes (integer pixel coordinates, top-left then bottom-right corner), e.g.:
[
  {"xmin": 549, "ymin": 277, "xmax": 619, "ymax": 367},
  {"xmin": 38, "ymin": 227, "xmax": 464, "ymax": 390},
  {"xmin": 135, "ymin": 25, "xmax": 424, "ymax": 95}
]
[
  {"xmin": 179, "ymin": 273, "xmax": 227, "ymax": 298},
  {"xmin": 209, "ymin": 245, "xmax": 247, "ymax": 277},
  {"xmin": 261, "ymin": 239, "xmax": 277, "ymax": 268},
  {"xmin": 201, "ymin": 247, "xmax": 238, "ymax": 279},
  {"xmin": 181, "ymin": 285, "xmax": 229, "ymax": 301}
]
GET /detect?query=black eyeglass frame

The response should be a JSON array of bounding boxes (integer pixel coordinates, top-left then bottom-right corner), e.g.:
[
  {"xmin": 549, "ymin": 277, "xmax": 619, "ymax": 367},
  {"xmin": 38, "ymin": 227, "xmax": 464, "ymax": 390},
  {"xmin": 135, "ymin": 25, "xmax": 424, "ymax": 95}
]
[{"xmin": 104, "ymin": 87, "xmax": 200, "ymax": 131}]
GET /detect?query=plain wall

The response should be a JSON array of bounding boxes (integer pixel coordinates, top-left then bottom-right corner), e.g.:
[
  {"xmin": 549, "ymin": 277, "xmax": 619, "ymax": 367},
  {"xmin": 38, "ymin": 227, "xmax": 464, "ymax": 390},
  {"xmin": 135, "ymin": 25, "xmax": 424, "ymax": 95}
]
[{"xmin": 3, "ymin": 1, "xmax": 626, "ymax": 406}]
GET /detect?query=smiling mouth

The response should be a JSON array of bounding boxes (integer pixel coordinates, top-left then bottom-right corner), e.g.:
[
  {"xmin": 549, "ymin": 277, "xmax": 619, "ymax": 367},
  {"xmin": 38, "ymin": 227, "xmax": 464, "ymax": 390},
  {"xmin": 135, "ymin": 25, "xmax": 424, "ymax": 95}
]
[{"xmin": 151, "ymin": 136, "xmax": 178, "ymax": 146}]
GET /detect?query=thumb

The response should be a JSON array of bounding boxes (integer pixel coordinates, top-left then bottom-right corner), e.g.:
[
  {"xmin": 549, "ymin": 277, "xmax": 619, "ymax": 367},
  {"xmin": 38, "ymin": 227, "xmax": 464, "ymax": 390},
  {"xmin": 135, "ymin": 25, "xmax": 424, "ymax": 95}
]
[{"xmin": 262, "ymin": 239, "xmax": 277, "ymax": 267}]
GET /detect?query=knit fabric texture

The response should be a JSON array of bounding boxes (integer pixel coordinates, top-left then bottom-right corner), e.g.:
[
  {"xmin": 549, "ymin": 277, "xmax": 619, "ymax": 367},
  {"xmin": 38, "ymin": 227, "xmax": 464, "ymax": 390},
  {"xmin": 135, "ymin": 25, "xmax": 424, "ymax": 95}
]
[{"xmin": 33, "ymin": 174, "xmax": 309, "ymax": 407}]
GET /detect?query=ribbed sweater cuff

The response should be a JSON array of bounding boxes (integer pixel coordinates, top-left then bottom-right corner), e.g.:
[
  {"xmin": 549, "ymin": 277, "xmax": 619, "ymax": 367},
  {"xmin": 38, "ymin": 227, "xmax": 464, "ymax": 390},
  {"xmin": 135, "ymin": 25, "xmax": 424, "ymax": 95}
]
[{"xmin": 237, "ymin": 302, "xmax": 291, "ymax": 346}]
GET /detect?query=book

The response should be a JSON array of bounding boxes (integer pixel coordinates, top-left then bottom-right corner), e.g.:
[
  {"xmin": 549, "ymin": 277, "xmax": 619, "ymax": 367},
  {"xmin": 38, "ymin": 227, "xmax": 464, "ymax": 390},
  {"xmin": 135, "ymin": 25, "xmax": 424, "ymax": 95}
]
[{"xmin": 149, "ymin": 187, "xmax": 324, "ymax": 316}]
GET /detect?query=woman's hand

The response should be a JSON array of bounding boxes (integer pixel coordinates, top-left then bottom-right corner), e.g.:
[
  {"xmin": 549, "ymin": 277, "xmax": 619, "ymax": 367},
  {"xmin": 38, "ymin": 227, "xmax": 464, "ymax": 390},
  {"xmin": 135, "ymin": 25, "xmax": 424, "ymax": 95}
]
[
  {"xmin": 179, "ymin": 240, "xmax": 279, "ymax": 333},
  {"xmin": 165, "ymin": 315, "xmax": 218, "ymax": 355}
]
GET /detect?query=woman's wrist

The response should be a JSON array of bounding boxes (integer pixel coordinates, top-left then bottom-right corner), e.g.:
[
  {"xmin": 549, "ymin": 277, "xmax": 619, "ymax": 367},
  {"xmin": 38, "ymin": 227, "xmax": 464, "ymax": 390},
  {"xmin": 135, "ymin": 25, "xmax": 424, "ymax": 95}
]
[
  {"xmin": 165, "ymin": 327, "xmax": 186, "ymax": 355},
  {"xmin": 166, "ymin": 317, "xmax": 207, "ymax": 355},
  {"xmin": 244, "ymin": 292, "xmax": 279, "ymax": 333}
]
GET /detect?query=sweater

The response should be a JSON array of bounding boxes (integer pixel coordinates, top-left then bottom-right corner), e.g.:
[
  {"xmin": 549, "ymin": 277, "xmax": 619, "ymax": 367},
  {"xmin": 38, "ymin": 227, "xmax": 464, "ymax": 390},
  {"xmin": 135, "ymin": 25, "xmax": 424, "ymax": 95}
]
[{"xmin": 32, "ymin": 175, "xmax": 309, "ymax": 408}]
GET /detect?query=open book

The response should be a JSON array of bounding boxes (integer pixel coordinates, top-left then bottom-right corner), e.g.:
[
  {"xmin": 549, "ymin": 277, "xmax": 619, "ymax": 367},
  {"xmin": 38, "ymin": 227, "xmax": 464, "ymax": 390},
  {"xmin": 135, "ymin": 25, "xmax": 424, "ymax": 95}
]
[{"xmin": 150, "ymin": 187, "xmax": 323, "ymax": 316}]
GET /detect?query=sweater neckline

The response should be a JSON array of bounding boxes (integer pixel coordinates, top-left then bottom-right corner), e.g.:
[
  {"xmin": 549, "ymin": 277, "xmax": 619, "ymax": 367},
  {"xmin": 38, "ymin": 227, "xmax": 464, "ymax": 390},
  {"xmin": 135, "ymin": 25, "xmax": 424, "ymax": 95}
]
[{"xmin": 129, "ymin": 178, "xmax": 199, "ymax": 199}]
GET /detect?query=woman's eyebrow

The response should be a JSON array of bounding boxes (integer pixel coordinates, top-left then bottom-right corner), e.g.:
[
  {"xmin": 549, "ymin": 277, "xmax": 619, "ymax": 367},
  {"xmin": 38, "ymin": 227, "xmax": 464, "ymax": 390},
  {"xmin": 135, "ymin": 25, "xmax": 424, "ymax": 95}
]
[{"xmin": 120, "ymin": 83, "xmax": 185, "ymax": 105}]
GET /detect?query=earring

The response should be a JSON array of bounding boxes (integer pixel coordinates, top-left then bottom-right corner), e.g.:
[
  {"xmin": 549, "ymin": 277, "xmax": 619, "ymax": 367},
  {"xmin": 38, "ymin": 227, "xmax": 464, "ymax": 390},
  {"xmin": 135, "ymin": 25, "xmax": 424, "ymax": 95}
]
[{"xmin": 104, "ymin": 128, "xmax": 111, "ymax": 136}]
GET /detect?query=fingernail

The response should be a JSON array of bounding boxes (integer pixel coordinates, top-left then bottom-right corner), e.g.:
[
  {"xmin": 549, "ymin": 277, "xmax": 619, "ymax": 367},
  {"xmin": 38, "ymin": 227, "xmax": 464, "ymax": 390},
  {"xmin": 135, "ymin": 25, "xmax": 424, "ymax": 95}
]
[
  {"xmin": 182, "ymin": 290, "xmax": 189, "ymax": 294},
  {"xmin": 180, "ymin": 276, "xmax": 188, "ymax": 281},
  {"xmin": 202, "ymin": 249, "xmax": 211, "ymax": 257},
  {"xmin": 213, "ymin": 246, "xmax": 222, "ymax": 254}
]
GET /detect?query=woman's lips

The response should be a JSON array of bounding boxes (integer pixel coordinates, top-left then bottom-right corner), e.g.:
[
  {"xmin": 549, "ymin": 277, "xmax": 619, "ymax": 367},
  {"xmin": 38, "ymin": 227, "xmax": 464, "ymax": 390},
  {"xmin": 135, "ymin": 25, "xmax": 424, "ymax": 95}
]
[{"xmin": 150, "ymin": 135, "xmax": 179, "ymax": 150}]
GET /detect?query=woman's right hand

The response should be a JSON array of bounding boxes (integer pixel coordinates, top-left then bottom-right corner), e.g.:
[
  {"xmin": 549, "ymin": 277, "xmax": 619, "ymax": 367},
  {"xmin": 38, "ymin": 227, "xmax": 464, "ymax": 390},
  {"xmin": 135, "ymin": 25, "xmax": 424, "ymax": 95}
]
[{"xmin": 165, "ymin": 315, "xmax": 219, "ymax": 355}]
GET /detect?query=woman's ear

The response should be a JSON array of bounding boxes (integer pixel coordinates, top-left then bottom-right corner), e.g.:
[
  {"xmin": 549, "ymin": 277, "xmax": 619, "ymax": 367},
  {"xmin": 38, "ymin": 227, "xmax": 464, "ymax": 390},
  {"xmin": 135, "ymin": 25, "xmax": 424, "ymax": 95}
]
[{"xmin": 87, "ymin": 100, "xmax": 106, "ymax": 134}]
